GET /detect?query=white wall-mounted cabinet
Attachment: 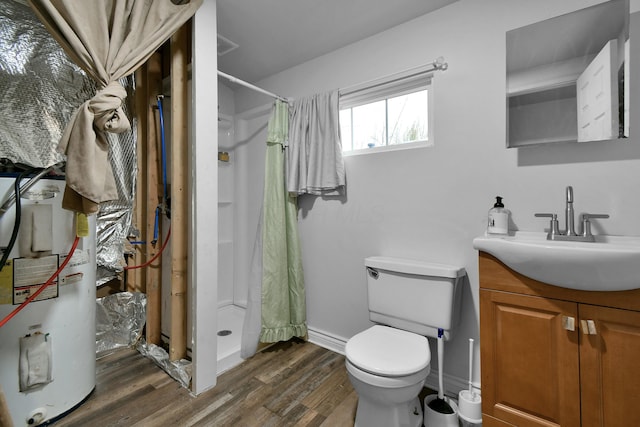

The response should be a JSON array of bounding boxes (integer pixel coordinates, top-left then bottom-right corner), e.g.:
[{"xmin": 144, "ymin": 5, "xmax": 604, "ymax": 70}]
[{"xmin": 507, "ymin": 38, "xmax": 622, "ymax": 147}]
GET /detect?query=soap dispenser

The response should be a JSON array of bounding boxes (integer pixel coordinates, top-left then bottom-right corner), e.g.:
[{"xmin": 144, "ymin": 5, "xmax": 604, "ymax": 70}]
[{"xmin": 487, "ymin": 196, "xmax": 510, "ymax": 235}]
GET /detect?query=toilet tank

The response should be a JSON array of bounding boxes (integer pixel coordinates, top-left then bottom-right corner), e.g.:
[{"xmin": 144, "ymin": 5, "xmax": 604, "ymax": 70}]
[{"xmin": 365, "ymin": 256, "xmax": 465, "ymax": 340}]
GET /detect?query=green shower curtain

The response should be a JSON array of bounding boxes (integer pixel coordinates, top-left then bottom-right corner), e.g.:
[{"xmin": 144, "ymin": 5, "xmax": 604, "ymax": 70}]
[{"xmin": 260, "ymin": 100, "xmax": 307, "ymax": 342}]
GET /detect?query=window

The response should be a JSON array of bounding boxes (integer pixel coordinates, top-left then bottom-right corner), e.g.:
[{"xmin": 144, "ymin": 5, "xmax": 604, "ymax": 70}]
[{"xmin": 339, "ymin": 66, "xmax": 434, "ymax": 154}]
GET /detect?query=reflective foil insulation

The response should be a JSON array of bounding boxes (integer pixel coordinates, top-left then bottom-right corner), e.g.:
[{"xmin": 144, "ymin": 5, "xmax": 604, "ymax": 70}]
[
  {"xmin": 96, "ymin": 292, "xmax": 147, "ymax": 357},
  {"xmin": 0, "ymin": 0, "xmax": 138, "ymax": 285}
]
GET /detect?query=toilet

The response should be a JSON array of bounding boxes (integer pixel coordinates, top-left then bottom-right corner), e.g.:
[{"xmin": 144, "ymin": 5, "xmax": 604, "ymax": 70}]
[{"xmin": 345, "ymin": 256, "xmax": 465, "ymax": 427}]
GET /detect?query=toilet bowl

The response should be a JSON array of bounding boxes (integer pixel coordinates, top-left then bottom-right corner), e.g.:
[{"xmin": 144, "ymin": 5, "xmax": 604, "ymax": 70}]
[
  {"xmin": 345, "ymin": 325, "xmax": 430, "ymax": 427},
  {"xmin": 346, "ymin": 257, "xmax": 465, "ymax": 427}
]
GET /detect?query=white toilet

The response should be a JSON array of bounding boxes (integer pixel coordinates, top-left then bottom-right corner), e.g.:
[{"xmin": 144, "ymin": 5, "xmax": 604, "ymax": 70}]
[{"xmin": 345, "ymin": 256, "xmax": 465, "ymax": 427}]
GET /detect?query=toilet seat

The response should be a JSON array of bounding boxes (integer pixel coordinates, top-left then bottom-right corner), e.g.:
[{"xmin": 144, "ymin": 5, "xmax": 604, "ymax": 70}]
[{"xmin": 345, "ymin": 325, "xmax": 430, "ymax": 377}]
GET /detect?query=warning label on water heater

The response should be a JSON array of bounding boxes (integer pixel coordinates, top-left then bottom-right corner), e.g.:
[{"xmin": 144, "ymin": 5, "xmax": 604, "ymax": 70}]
[{"xmin": 12, "ymin": 255, "xmax": 59, "ymax": 304}]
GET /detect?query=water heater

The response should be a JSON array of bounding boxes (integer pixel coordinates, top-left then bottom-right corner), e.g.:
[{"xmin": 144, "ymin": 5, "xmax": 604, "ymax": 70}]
[{"xmin": 0, "ymin": 176, "xmax": 96, "ymax": 425}]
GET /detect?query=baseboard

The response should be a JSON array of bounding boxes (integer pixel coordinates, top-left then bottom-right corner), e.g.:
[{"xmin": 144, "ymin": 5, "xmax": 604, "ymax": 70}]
[
  {"xmin": 307, "ymin": 327, "xmax": 480, "ymax": 399},
  {"xmin": 307, "ymin": 327, "xmax": 347, "ymax": 355}
]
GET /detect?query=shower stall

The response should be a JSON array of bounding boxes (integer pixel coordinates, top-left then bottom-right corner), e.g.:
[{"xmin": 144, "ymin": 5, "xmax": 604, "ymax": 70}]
[
  {"xmin": 216, "ymin": 103, "xmax": 245, "ymax": 374},
  {"xmin": 157, "ymin": 75, "xmax": 267, "ymax": 376},
  {"xmin": 215, "ymin": 79, "xmax": 271, "ymax": 373}
]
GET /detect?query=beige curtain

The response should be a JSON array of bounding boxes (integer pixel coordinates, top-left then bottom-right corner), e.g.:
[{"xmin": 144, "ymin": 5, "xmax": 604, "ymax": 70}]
[{"xmin": 28, "ymin": 0, "xmax": 203, "ymax": 214}]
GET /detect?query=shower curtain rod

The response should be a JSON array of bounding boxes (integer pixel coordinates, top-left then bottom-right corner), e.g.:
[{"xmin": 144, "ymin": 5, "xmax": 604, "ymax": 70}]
[{"xmin": 217, "ymin": 70, "xmax": 289, "ymax": 103}]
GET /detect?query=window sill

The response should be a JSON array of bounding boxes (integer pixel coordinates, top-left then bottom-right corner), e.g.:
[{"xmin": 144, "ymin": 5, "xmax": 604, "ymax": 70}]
[{"xmin": 342, "ymin": 140, "xmax": 432, "ymax": 156}]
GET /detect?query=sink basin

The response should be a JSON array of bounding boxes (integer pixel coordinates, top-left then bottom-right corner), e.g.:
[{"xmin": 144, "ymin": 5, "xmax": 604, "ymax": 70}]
[{"xmin": 473, "ymin": 231, "xmax": 640, "ymax": 291}]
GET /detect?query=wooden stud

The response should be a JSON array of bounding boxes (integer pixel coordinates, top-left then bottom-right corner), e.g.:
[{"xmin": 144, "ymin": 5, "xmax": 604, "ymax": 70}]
[
  {"xmin": 130, "ymin": 67, "xmax": 147, "ymax": 293},
  {"xmin": 145, "ymin": 52, "xmax": 164, "ymax": 345},
  {"xmin": 0, "ymin": 385, "xmax": 14, "ymax": 427},
  {"xmin": 169, "ymin": 26, "xmax": 189, "ymax": 361}
]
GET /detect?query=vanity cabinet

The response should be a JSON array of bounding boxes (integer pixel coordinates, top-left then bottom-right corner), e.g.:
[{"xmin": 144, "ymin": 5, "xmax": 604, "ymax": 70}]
[{"xmin": 479, "ymin": 252, "xmax": 640, "ymax": 427}]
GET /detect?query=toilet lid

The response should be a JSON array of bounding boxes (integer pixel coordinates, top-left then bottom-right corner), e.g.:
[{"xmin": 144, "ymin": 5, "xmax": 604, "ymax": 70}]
[{"xmin": 345, "ymin": 325, "xmax": 430, "ymax": 377}]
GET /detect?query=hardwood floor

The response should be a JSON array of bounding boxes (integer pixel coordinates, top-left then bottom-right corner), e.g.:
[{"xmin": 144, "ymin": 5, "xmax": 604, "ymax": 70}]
[{"xmin": 52, "ymin": 339, "xmax": 358, "ymax": 427}]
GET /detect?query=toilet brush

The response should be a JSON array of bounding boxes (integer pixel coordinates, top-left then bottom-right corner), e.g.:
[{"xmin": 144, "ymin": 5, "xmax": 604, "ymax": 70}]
[
  {"xmin": 468, "ymin": 338, "xmax": 474, "ymax": 397},
  {"xmin": 427, "ymin": 328, "xmax": 455, "ymax": 414},
  {"xmin": 458, "ymin": 338, "xmax": 482, "ymax": 424}
]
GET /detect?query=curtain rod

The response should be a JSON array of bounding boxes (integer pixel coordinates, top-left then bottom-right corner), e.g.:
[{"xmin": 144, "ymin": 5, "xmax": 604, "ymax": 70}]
[
  {"xmin": 340, "ymin": 57, "xmax": 448, "ymax": 97},
  {"xmin": 217, "ymin": 70, "xmax": 289, "ymax": 103}
]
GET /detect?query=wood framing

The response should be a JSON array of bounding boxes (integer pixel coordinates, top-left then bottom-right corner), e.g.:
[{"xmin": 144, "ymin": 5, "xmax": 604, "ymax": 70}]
[
  {"xmin": 0, "ymin": 385, "xmax": 13, "ymax": 427},
  {"xmin": 144, "ymin": 52, "xmax": 164, "ymax": 345},
  {"xmin": 169, "ymin": 26, "xmax": 189, "ymax": 361},
  {"xmin": 130, "ymin": 67, "xmax": 146, "ymax": 293}
]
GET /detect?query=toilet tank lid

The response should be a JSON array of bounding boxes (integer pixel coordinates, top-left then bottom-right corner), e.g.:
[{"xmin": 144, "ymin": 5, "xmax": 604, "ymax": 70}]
[{"xmin": 365, "ymin": 256, "xmax": 465, "ymax": 278}]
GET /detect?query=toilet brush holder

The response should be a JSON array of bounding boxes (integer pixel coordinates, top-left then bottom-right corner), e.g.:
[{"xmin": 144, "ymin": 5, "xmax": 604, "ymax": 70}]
[
  {"xmin": 458, "ymin": 390, "xmax": 482, "ymax": 425},
  {"xmin": 423, "ymin": 394, "xmax": 459, "ymax": 427}
]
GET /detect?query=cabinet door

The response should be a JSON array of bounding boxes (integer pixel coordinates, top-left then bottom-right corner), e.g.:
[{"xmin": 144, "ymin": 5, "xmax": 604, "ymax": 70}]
[
  {"xmin": 579, "ymin": 304, "xmax": 640, "ymax": 427},
  {"xmin": 576, "ymin": 39, "xmax": 618, "ymax": 142},
  {"xmin": 481, "ymin": 290, "xmax": 580, "ymax": 427}
]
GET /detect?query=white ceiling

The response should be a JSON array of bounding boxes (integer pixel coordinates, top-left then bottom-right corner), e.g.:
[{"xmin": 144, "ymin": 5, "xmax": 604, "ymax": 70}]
[{"xmin": 216, "ymin": 0, "xmax": 459, "ymax": 84}]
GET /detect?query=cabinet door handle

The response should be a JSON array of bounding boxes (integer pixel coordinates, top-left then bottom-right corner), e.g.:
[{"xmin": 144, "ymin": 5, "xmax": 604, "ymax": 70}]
[
  {"xmin": 581, "ymin": 320, "xmax": 590, "ymax": 334},
  {"xmin": 562, "ymin": 315, "xmax": 576, "ymax": 331},
  {"xmin": 580, "ymin": 319, "xmax": 598, "ymax": 335}
]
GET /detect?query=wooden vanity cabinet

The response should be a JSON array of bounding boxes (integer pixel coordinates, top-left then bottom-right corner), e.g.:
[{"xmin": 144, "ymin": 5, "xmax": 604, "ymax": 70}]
[{"xmin": 479, "ymin": 252, "xmax": 640, "ymax": 427}]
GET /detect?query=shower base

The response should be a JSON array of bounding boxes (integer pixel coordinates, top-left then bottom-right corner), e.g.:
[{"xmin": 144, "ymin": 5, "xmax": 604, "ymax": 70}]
[{"xmin": 217, "ymin": 304, "xmax": 246, "ymax": 374}]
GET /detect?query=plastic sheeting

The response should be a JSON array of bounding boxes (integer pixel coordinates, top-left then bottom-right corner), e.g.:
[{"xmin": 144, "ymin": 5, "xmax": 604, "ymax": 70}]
[{"xmin": 0, "ymin": 0, "xmax": 138, "ymax": 285}]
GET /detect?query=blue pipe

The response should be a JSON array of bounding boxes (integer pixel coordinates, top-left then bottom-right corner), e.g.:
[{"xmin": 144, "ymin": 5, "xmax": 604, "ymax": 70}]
[
  {"xmin": 156, "ymin": 96, "xmax": 169, "ymax": 213},
  {"xmin": 152, "ymin": 206, "xmax": 161, "ymax": 245}
]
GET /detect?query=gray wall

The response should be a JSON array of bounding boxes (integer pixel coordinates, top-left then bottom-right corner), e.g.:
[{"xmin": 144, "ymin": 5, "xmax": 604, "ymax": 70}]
[{"xmin": 230, "ymin": 0, "xmax": 640, "ymax": 391}]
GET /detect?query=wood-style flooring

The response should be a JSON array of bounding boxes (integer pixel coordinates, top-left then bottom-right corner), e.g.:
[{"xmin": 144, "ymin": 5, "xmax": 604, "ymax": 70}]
[
  {"xmin": 52, "ymin": 339, "xmax": 436, "ymax": 427},
  {"xmin": 52, "ymin": 339, "xmax": 358, "ymax": 426}
]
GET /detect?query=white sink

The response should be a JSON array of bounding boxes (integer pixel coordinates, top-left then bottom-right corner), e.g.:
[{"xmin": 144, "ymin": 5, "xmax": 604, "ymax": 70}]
[{"xmin": 473, "ymin": 231, "xmax": 640, "ymax": 291}]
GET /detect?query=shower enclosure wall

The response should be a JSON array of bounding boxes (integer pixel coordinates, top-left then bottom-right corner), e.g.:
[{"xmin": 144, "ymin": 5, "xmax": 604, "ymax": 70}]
[
  {"xmin": 215, "ymin": 82, "xmax": 252, "ymax": 374},
  {"xmin": 216, "ymin": 81, "xmax": 271, "ymax": 373},
  {"xmin": 216, "ymin": 88, "xmax": 245, "ymax": 374}
]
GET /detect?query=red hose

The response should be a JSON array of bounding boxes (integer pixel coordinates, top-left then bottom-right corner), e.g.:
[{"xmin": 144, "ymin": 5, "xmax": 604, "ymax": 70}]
[
  {"xmin": 0, "ymin": 236, "xmax": 80, "ymax": 329},
  {"xmin": 1, "ymin": 226, "xmax": 171, "ymax": 328},
  {"xmin": 124, "ymin": 227, "xmax": 171, "ymax": 270}
]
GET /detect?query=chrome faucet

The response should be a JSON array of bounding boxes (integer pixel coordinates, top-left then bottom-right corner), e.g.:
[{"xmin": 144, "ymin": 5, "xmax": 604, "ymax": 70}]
[
  {"xmin": 535, "ymin": 186, "xmax": 609, "ymax": 242},
  {"xmin": 565, "ymin": 186, "xmax": 577, "ymax": 236}
]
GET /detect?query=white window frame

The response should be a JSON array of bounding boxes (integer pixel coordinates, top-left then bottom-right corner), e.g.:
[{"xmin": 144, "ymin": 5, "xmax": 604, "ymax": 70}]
[{"xmin": 339, "ymin": 65, "xmax": 435, "ymax": 156}]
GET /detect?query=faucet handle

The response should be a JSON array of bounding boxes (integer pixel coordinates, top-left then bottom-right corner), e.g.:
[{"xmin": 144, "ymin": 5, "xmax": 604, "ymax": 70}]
[
  {"xmin": 535, "ymin": 213, "xmax": 556, "ymax": 218},
  {"xmin": 582, "ymin": 213, "xmax": 609, "ymax": 220},
  {"xmin": 581, "ymin": 214, "xmax": 609, "ymax": 237},
  {"xmin": 535, "ymin": 213, "xmax": 560, "ymax": 239}
]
